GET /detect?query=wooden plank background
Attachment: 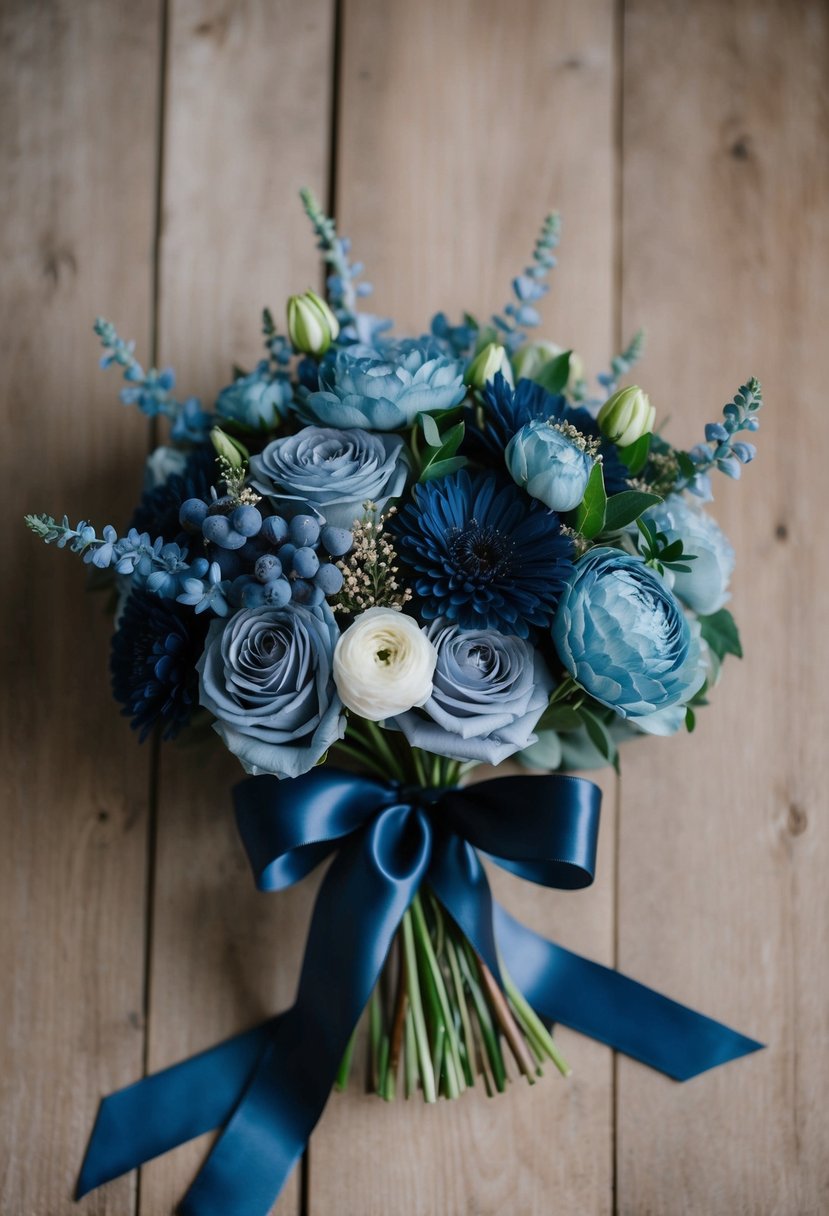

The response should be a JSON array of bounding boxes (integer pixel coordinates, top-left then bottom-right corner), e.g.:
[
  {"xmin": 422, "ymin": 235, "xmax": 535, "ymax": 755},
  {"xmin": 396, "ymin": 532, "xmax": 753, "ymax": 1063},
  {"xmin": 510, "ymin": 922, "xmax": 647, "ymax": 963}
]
[{"xmin": 2, "ymin": 1, "xmax": 827, "ymax": 1213}]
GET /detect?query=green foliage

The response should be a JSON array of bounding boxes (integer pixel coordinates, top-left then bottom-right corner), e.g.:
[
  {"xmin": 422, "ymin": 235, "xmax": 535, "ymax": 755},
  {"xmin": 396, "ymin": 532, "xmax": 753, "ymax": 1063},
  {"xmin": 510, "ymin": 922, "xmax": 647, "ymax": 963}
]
[
  {"xmin": 601, "ymin": 490, "xmax": 662, "ymax": 533},
  {"xmin": 635, "ymin": 517, "xmax": 698, "ymax": 574},
  {"xmin": 572, "ymin": 461, "xmax": 606, "ymax": 539},
  {"xmin": 698, "ymin": 609, "xmax": 743, "ymax": 660},
  {"xmin": 617, "ymin": 431, "xmax": 652, "ymax": 477},
  {"xmin": 535, "ymin": 351, "xmax": 571, "ymax": 395},
  {"xmin": 415, "ymin": 411, "xmax": 468, "ymax": 483}
]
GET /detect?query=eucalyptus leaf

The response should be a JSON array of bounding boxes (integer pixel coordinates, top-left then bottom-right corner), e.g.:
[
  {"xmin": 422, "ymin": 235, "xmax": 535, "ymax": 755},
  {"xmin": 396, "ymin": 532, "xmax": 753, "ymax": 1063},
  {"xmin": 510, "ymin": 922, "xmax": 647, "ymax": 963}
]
[
  {"xmin": 535, "ymin": 351, "xmax": 571, "ymax": 395},
  {"xmin": 573, "ymin": 461, "xmax": 607, "ymax": 539},
  {"xmin": 602, "ymin": 490, "xmax": 662, "ymax": 533},
  {"xmin": 419, "ymin": 455, "xmax": 468, "ymax": 483},
  {"xmin": 699, "ymin": 608, "xmax": 743, "ymax": 660},
  {"xmin": 436, "ymin": 420, "xmax": 465, "ymax": 460},
  {"xmin": 618, "ymin": 431, "xmax": 652, "ymax": 476},
  {"xmin": 535, "ymin": 703, "xmax": 583, "ymax": 733},
  {"xmin": 577, "ymin": 705, "xmax": 616, "ymax": 766},
  {"xmin": 420, "ymin": 413, "xmax": 442, "ymax": 448}
]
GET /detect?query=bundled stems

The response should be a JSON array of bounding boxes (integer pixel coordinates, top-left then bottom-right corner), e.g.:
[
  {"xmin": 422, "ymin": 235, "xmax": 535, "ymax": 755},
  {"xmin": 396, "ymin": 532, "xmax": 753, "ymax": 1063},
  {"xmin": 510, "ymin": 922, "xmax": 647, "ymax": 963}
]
[{"xmin": 330, "ymin": 715, "xmax": 567, "ymax": 1102}]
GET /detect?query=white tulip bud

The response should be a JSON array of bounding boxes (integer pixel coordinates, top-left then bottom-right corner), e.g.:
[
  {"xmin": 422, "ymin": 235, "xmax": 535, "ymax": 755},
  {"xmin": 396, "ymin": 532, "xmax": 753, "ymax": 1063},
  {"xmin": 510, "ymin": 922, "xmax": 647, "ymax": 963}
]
[
  {"xmin": 512, "ymin": 340, "xmax": 584, "ymax": 389},
  {"xmin": 597, "ymin": 385, "xmax": 655, "ymax": 448},
  {"xmin": 466, "ymin": 342, "xmax": 513, "ymax": 389},
  {"xmin": 287, "ymin": 290, "xmax": 340, "ymax": 356}
]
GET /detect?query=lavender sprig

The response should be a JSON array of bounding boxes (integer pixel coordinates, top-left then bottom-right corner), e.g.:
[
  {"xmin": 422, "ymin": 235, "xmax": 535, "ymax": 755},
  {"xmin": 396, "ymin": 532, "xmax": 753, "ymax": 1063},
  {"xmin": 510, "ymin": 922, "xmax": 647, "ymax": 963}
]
[
  {"xmin": 492, "ymin": 212, "xmax": 561, "ymax": 352},
  {"xmin": 25, "ymin": 514, "xmax": 190, "ymax": 589},
  {"xmin": 682, "ymin": 377, "xmax": 762, "ymax": 495},
  {"xmin": 598, "ymin": 329, "xmax": 645, "ymax": 395},
  {"xmin": 299, "ymin": 188, "xmax": 373, "ymax": 326}
]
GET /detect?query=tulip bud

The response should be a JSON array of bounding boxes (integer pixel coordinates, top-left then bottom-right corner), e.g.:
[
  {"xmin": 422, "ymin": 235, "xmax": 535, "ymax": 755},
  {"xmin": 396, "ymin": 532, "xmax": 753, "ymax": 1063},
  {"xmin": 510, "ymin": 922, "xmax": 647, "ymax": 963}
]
[
  {"xmin": 597, "ymin": 385, "xmax": 655, "ymax": 448},
  {"xmin": 512, "ymin": 340, "xmax": 584, "ymax": 389},
  {"xmin": 466, "ymin": 342, "xmax": 513, "ymax": 389},
  {"xmin": 210, "ymin": 426, "xmax": 247, "ymax": 469},
  {"xmin": 287, "ymin": 290, "xmax": 340, "ymax": 356}
]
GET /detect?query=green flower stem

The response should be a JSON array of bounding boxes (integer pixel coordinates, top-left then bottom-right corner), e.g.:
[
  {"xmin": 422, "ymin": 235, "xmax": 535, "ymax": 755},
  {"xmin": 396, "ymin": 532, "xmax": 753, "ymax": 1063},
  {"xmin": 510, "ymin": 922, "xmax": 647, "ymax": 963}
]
[
  {"xmin": 350, "ymin": 718, "xmax": 408, "ymax": 783},
  {"xmin": 404, "ymin": 1005, "xmax": 417, "ymax": 1098},
  {"xmin": 411, "ymin": 894, "xmax": 465, "ymax": 1095},
  {"xmin": 369, "ymin": 988, "xmax": 383, "ymax": 1092},
  {"xmin": 501, "ymin": 964, "xmax": 571, "ymax": 1077},
  {"xmin": 457, "ymin": 939, "xmax": 507, "ymax": 1092},
  {"xmin": 477, "ymin": 957, "xmax": 537, "ymax": 1083},
  {"xmin": 444, "ymin": 933, "xmax": 476, "ymax": 1087},
  {"xmin": 401, "ymin": 908, "xmax": 437, "ymax": 1102},
  {"xmin": 334, "ymin": 1028, "xmax": 357, "ymax": 1091}
]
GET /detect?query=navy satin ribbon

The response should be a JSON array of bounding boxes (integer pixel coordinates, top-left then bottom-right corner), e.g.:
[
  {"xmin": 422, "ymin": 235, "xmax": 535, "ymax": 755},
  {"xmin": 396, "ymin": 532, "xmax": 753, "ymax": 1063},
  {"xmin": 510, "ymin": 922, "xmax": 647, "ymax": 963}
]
[{"xmin": 77, "ymin": 769, "xmax": 762, "ymax": 1215}]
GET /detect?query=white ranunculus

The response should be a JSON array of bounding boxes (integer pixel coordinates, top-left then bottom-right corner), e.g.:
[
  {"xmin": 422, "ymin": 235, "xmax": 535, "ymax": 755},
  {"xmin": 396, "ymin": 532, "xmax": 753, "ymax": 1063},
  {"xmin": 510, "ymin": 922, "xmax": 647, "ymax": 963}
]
[{"xmin": 333, "ymin": 607, "xmax": 437, "ymax": 721}]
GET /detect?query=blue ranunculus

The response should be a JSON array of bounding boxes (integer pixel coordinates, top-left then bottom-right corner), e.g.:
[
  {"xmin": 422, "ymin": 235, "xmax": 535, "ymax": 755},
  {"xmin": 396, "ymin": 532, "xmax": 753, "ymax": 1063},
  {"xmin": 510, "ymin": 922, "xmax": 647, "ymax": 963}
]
[
  {"xmin": 642, "ymin": 495, "xmax": 734, "ymax": 616},
  {"xmin": 248, "ymin": 426, "xmax": 409, "ymax": 528},
  {"xmin": 552, "ymin": 548, "xmax": 704, "ymax": 723},
  {"xmin": 506, "ymin": 419, "xmax": 594, "ymax": 512},
  {"xmin": 305, "ymin": 340, "xmax": 466, "ymax": 430},
  {"xmin": 197, "ymin": 603, "xmax": 345, "ymax": 778},
  {"xmin": 391, "ymin": 618, "xmax": 553, "ymax": 764},
  {"xmin": 215, "ymin": 361, "xmax": 292, "ymax": 430}
]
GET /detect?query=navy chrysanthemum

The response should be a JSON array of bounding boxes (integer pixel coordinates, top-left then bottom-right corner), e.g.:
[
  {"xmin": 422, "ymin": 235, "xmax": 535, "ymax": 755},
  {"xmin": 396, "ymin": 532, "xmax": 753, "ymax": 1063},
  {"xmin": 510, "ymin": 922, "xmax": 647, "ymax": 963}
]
[
  {"xmin": 111, "ymin": 589, "xmax": 208, "ymax": 741},
  {"xmin": 129, "ymin": 446, "xmax": 215, "ymax": 544},
  {"xmin": 395, "ymin": 470, "xmax": 574, "ymax": 637},
  {"xmin": 471, "ymin": 374, "xmax": 630, "ymax": 493}
]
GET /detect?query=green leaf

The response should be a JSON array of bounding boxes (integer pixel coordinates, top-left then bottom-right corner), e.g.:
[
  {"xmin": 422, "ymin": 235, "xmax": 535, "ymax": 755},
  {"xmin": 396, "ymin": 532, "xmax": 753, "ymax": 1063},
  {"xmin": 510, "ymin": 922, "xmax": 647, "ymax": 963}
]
[
  {"xmin": 617, "ymin": 431, "xmax": 652, "ymax": 476},
  {"xmin": 573, "ymin": 461, "xmax": 607, "ymax": 539},
  {"xmin": 602, "ymin": 490, "xmax": 662, "ymax": 533},
  {"xmin": 436, "ymin": 420, "xmax": 465, "ymax": 460},
  {"xmin": 685, "ymin": 706, "xmax": 696, "ymax": 733},
  {"xmin": 419, "ymin": 456, "xmax": 468, "ymax": 483},
  {"xmin": 535, "ymin": 351, "xmax": 571, "ymax": 395},
  {"xmin": 420, "ymin": 412, "xmax": 442, "ymax": 448},
  {"xmin": 535, "ymin": 703, "xmax": 583, "ymax": 733},
  {"xmin": 676, "ymin": 451, "xmax": 697, "ymax": 481},
  {"xmin": 577, "ymin": 705, "xmax": 617, "ymax": 767},
  {"xmin": 699, "ymin": 608, "xmax": 743, "ymax": 660}
]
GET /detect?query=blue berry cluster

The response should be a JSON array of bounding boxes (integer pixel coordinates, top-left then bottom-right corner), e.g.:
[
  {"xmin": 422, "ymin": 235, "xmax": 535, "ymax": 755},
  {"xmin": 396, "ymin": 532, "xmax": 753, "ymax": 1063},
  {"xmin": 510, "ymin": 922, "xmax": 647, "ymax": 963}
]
[{"xmin": 178, "ymin": 493, "xmax": 352, "ymax": 611}]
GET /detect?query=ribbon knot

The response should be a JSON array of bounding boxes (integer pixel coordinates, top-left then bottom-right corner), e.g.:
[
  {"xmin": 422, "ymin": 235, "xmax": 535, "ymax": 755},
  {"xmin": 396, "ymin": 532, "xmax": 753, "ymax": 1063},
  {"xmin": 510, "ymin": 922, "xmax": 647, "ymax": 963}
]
[{"xmin": 76, "ymin": 769, "xmax": 762, "ymax": 1216}]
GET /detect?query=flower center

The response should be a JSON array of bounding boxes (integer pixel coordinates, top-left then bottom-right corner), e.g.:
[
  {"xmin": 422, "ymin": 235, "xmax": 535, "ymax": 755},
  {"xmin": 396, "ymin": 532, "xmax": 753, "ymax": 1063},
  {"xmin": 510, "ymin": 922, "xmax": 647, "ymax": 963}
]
[{"xmin": 449, "ymin": 521, "xmax": 513, "ymax": 580}]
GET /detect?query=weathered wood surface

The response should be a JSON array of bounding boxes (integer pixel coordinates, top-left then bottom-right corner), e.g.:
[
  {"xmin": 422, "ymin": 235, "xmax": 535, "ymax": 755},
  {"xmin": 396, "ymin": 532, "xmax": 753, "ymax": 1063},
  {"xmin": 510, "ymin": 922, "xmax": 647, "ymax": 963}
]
[{"xmin": 2, "ymin": 2, "xmax": 827, "ymax": 1214}]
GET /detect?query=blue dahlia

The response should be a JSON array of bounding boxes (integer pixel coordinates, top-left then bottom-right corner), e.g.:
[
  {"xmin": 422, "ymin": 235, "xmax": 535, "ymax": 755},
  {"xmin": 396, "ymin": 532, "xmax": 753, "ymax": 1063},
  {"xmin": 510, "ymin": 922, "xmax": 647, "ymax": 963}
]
[
  {"xmin": 129, "ymin": 446, "xmax": 215, "ymax": 544},
  {"xmin": 395, "ymin": 470, "xmax": 574, "ymax": 637},
  {"xmin": 111, "ymin": 589, "xmax": 208, "ymax": 741},
  {"xmin": 471, "ymin": 374, "xmax": 630, "ymax": 493}
]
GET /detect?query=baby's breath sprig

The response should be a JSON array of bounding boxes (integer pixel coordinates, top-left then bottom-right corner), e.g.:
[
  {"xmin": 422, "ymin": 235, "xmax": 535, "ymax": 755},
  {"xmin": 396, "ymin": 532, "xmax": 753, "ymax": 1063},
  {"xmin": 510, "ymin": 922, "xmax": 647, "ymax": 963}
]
[
  {"xmin": 333, "ymin": 502, "xmax": 412, "ymax": 615},
  {"xmin": 549, "ymin": 419, "xmax": 602, "ymax": 459}
]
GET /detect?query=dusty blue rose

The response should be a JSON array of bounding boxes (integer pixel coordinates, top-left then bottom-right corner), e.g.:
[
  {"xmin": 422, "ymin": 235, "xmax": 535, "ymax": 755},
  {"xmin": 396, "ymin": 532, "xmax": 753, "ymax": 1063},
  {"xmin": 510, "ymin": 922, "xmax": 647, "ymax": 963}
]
[
  {"xmin": 552, "ymin": 548, "xmax": 703, "ymax": 724},
  {"xmin": 306, "ymin": 341, "xmax": 466, "ymax": 430},
  {"xmin": 197, "ymin": 603, "xmax": 344, "ymax": 777},
  {"xmin": 391, "ymin": 618, "xmax": 553, "ymax": 764},
  {"xmin": 505, "ymin": 419, "xmax": 594, "ymax": 512},
  {"xmin": 216, "ymin": 361, "xmax": 292, "ymax": 430},
  {"xmin": 642, "ymin": 496, "xmax": 735, "ymax": 616},
  {"xmin": 248, "ymin": 426, "xmax": 409, "ymax": 528}
]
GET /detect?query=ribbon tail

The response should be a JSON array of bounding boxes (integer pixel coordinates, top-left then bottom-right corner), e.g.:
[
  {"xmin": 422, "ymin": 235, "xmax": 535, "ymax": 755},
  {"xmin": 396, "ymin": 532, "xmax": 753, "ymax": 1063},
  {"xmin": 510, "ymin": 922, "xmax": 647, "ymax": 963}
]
[
  {"xmin": 75, "ymin": 1020, "xmax": 276, "ymax": 1198},
  {"xmin": 430, "ymin": 835, "xmax": 762, "ymax": 1082},
  {"xmin": 177, "ymin": 802, "xmax": 431, "ymax": 1216},
  {"xmin": 492, "ymin": 903, "xmax": 763, "ymax": 1080}
]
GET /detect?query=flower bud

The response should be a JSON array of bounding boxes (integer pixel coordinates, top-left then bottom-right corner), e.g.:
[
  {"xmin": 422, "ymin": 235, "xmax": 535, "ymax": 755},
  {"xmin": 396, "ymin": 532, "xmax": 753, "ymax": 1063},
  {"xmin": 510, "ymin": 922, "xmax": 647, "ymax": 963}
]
[
  {"xmin": 597, "ymin": 385, "xmax": 655, "ymax": 448},
  {"xmin": 466, "ymin": 342, "xmax": 513, "ymax": 389},
  {"xmin": 287, "ymin": 290, "xmax": 340, "ymax": 356},
  {"xmin": 210, "ymin": 426, "xmax": 247, "ymax": 469},
  {"xmin": 512, "ymin": 341, "xmax": 584, "ymax": 389}
]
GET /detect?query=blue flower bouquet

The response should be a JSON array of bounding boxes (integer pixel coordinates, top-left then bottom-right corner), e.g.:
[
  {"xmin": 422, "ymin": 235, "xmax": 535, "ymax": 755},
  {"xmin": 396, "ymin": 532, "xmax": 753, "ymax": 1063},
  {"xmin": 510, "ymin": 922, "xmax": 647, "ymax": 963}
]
[{"xmin": 27, "ymin": 192, "xmax": 763, "ymax": 1216}]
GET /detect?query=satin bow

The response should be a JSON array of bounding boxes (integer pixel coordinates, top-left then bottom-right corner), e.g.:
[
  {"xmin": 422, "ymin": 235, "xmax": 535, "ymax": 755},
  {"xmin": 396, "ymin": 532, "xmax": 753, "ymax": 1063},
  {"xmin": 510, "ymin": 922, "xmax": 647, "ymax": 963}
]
[{"xmin": 77, "ymin": 769, "xmax": 762, "ymax": 1216}]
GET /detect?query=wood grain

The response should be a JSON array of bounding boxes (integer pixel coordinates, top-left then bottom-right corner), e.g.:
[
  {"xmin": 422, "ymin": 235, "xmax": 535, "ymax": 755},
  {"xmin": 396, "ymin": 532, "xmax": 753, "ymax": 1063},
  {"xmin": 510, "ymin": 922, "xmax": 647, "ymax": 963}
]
[
  {"xmin": 0, "ymin": 2, "xmax": 162, "ymax": 1213},
  {"xmin": 309, "ymin": 3, "xmax": 619, "ymax": 1212},
  {"xmin": 138, "ymin": 2, "xmax": 334, "ymax": 1212},
  {"xmin": 617, "ymin": 2, "xmax": 829, "ymax": 1213}
]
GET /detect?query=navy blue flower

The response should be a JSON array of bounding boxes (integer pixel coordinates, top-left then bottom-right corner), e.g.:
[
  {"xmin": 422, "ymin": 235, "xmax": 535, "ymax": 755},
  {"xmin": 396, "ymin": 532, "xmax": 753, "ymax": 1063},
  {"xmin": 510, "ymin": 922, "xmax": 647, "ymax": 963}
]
[
  {"xmin": 111, "ymin": 589, "xmax": 208, "ymax": 741},
  {"xmin": 470, "ymin": 374, "xmax": 630, "ymax": 493},
  {"xmin": 395, "ymin": 470, "xmax": 574, "ymax": 637},
  {"xmin": 129, "ymin": 446, "xmax": 215, "ymax": 544}
]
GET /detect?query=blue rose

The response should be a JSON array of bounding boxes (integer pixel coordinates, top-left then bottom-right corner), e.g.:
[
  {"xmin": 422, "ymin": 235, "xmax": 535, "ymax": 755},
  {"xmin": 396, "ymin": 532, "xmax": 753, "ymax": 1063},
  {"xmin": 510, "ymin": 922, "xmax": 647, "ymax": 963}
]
[
  {"xmin": 552, "ymin": 548, "xmax": 703, "ymax": 726},
  {"xmin": 306, "ymin": 340, "xmax": 466, "ymax": 430},
  {"xmin": 248, "ymin": 426, "xmax": 409, "ymax": 528},
  {"xmin": 642, "ymin": 495, "xmax": 734, "ymax": 616},
  {"xmin": 197, "ymin": 603, "xmax": 344, "ymax": 777},
  {"xmin": 216, "ymin": 361, "xmax": 292, "ymax": 430},
  {"xmin": 505, "ymin": 419, "xmax": 594, "ymax": 512},
  {"xmin": 391, "ymin": 619, "xmax": 553, "ymax": 764}
]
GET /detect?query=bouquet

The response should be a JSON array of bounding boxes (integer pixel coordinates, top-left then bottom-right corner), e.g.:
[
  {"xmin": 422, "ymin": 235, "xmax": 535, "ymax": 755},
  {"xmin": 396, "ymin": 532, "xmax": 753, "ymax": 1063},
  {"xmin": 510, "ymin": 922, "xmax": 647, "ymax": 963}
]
[{"xmin": 27, "ymin": 192, "xmax": 762, "ymax": 1215}]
